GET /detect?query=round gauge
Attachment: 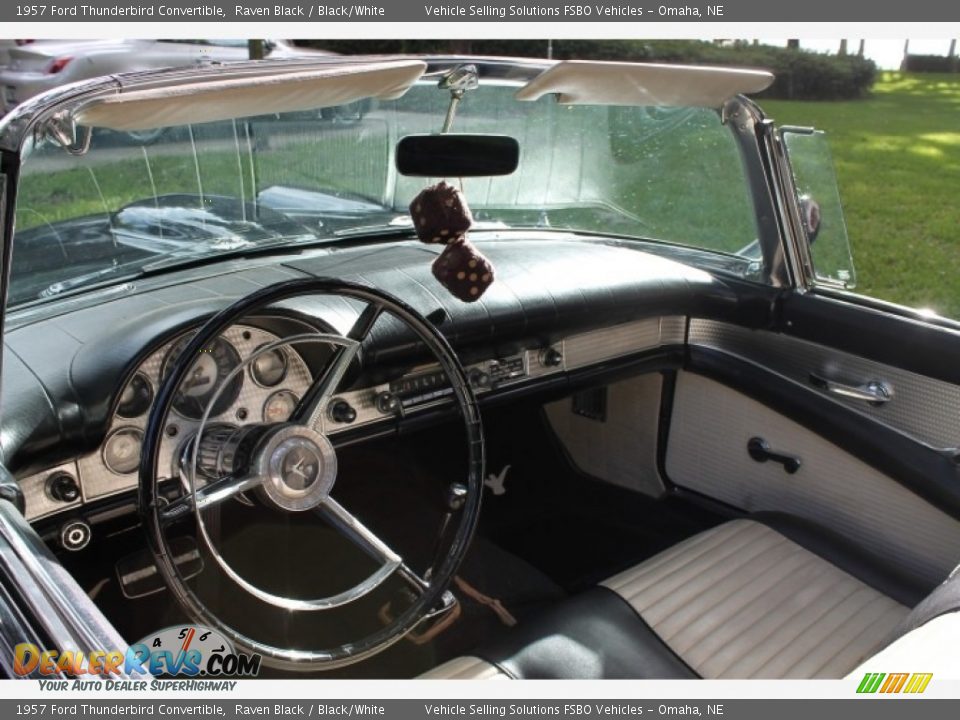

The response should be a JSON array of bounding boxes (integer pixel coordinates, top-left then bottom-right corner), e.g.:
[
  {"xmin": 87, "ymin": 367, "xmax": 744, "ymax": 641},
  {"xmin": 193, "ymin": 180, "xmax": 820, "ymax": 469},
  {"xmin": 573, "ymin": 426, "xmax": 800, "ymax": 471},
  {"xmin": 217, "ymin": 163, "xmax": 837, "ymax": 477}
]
[
  {"xmin": 162, "ymin": 336, "xmax": 243, "ymax": 420},
  {"xmin": 103, "ymin": 427, "xmax": 144, "ymax": 475},
  {"xmin": 250, "ymin": 346, "xmax": 288, "ymax": 388},
  {"xmin": 117, "ymin": 373, "xmax": 154, "ymax": 418},
  {"xmin": 134, "ymin": 625, "xmax": 235, "ymax": 660},
  {"xmin": 263, "ymin": 390, "xmax": 300, "ymax": 424}
]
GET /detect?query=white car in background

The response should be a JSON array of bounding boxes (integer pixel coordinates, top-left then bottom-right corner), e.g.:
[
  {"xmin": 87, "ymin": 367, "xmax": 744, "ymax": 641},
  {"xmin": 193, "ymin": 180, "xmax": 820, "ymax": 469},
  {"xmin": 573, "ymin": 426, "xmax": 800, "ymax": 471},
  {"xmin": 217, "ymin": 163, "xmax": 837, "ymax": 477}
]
[{"xmin": 0, "ymin": 39, "xmax": 329, "ymax": 115}]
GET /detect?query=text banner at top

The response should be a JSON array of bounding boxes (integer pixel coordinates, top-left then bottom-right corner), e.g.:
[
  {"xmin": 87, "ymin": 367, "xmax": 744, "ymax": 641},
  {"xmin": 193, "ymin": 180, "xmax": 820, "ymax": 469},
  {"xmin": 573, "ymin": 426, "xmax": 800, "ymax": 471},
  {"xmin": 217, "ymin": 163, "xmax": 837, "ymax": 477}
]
[{"xmin": 2, "ymin": 0, "xmax": 956, "ymax": 23}]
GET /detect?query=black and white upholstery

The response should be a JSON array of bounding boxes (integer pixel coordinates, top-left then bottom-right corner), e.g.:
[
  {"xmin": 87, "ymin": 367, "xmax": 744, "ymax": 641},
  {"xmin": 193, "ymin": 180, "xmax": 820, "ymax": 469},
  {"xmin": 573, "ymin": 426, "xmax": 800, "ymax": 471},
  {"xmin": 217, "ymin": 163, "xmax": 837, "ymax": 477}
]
[{"xmin": 422, "ymin": 517, "xmax": 959, "ymax": 680}]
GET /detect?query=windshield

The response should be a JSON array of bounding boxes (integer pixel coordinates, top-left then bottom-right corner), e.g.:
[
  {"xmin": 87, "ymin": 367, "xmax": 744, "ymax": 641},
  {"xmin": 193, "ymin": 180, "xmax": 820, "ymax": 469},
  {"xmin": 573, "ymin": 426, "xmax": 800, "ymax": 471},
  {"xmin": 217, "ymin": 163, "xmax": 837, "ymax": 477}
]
[{"xmin": 10, "ymin": 78, "xmax": 759, "ymax": 307}]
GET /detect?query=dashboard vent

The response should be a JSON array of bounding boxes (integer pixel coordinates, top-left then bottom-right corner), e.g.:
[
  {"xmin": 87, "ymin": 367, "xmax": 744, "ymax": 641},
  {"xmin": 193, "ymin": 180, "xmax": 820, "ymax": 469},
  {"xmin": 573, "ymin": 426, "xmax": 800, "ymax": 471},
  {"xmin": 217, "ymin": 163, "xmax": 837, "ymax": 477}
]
[{"xmin": 572, "ymin": 387, "xmax": 607, "ymax": 422}]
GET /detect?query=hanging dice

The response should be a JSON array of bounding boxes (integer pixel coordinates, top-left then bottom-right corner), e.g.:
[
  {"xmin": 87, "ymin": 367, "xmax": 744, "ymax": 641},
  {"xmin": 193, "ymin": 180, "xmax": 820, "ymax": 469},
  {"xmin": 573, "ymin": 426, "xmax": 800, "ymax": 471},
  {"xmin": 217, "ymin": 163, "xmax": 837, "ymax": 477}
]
[
  {"xmin": 432, "ymin": 239, "xmax": 495, "ymax": 302},
  {"xmin": 409, "ymin": 181, "xmax": 473, "ymax": 245}
]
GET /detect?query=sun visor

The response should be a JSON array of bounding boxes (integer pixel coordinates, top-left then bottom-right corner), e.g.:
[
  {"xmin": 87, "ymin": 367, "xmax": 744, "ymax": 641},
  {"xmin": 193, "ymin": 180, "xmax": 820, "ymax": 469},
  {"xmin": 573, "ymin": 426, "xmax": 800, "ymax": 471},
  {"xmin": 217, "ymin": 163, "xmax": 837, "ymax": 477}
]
[
  {"xmin": 515, "ymin": 60, "xmax": 774, "ymax": 108},
  {"xmin": 75, "ymin": 60, "xmax": 427, "ymax": 131}
]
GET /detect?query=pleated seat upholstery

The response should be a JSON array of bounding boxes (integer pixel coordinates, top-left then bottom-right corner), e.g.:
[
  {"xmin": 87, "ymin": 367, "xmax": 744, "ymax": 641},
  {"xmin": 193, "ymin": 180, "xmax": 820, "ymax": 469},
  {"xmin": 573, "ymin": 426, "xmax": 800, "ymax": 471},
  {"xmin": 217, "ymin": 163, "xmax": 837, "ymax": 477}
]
[
  {"xmin": 602, "ymin": 519, "xmax": 909, "ymax": 678},
  {"xmin": 423, "ymin": 518, "xmax": 933, "ymax": 680}
]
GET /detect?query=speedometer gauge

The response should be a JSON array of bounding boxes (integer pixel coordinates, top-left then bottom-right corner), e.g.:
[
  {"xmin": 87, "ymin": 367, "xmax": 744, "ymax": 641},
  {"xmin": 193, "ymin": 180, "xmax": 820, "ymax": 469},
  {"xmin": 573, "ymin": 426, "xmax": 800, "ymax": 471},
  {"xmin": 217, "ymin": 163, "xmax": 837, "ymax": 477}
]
[
  {"xmin": 103, "ymin": 427, "xmax": 144, "ymax": 474},
  {"xmin": 162, "ymin": 336, "xmax": 243, "ymax": 420}
]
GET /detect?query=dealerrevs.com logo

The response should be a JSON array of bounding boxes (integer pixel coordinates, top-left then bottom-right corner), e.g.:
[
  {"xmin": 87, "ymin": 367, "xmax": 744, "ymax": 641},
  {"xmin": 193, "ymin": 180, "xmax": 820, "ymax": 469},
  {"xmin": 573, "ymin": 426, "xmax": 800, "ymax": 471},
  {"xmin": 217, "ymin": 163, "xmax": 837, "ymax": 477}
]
[
  {"xmin": 856, "ymin": 672, "xmax": 933, "ymax": 694},
  {"xmin": 14, "ymin": 625, "xmax": 261, "ymax": 678}
]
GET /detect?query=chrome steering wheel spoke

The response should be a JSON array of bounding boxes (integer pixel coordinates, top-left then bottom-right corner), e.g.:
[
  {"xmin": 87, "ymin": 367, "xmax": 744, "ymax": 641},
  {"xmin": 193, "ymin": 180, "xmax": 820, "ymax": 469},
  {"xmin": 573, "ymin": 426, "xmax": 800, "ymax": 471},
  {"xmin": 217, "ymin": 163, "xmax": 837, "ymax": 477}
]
[
  {"xmin": 292, "ymin": 300, "xmax": 384, "ymax": 430},
  {"xmin": 319, "ymin": 498, "xmax": 403, "ymax": 569},
  {"xmin": 160, "ymin": 473, "xmax": 263, "ymax": 525}
]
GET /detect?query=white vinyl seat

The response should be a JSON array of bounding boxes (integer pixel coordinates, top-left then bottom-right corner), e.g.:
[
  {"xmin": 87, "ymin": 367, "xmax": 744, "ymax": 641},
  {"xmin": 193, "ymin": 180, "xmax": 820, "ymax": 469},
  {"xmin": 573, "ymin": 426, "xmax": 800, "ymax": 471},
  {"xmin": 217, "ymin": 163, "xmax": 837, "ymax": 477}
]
[
  {"xmin": 601, "ymin": 520, "xmax": 908, "ymax": 678},
  {"xmin": 423, "ymin": 518, "xmax": 954, "ymax": 680}
]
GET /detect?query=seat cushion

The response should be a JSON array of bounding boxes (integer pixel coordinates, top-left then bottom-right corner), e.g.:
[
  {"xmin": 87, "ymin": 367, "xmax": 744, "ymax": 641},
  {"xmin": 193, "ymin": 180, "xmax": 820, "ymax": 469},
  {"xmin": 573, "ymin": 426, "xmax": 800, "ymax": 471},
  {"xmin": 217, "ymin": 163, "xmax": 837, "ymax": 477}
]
[
  {"xmin": 602, "ymin": 519, "xmax": 911, "ymax": 678},
  {"xmin": 472, "ymin": 587, "xmax": 698, "ymax": 679}
]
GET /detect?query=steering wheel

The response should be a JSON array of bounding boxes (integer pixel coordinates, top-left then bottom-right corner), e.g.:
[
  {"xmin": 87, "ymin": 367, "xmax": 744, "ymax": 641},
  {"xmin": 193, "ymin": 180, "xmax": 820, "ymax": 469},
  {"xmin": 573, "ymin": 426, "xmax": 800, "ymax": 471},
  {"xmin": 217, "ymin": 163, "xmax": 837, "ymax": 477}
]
[{"xmin": 138, "ymin": 278, "xmax": 484, "ymax": 671}]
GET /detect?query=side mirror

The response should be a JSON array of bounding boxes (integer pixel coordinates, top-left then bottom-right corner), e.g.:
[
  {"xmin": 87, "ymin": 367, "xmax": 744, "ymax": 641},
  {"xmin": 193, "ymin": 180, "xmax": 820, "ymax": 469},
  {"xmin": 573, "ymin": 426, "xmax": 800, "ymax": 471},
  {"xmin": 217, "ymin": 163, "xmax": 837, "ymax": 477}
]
[
  {"xmin": 395, "ymin": 134, "xmax": 520, "ymax": 177},
  {"xmin": 798, "ymin": 194, "xmax": 821, "ymax": 243}
]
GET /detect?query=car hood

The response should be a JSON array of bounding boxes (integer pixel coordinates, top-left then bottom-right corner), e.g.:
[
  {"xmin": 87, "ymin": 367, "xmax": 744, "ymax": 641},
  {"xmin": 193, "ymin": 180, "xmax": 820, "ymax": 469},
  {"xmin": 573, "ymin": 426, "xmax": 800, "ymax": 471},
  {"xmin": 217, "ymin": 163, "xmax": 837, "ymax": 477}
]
[
  {"xmin": 110, "ymin": 193, "xmax": 314, "ymax": 250},
  {"xmin": 5, "ymin": 40, "xmax": 130, "ymax": 71},
  {"xmin": 8, "ymin": 193, "xmax": 318, "ymax": 304}
]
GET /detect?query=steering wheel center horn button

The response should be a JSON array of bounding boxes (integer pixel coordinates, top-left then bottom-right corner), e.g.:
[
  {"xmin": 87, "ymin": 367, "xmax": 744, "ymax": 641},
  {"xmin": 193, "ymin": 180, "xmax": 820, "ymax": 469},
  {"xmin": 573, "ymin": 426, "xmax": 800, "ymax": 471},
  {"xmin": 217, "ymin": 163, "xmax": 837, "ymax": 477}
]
[{"xmin": 256, "ymin": 425, "xmax": 337, "ymax": 511}]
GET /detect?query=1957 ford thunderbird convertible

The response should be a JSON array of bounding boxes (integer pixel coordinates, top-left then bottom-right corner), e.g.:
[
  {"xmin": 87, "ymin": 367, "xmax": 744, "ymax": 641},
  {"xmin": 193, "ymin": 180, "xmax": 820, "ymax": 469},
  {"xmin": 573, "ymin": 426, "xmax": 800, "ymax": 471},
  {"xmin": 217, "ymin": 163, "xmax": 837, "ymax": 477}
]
[{"xmin": 0, "ymin": 54, "xmax": 957, "ymax": 680}]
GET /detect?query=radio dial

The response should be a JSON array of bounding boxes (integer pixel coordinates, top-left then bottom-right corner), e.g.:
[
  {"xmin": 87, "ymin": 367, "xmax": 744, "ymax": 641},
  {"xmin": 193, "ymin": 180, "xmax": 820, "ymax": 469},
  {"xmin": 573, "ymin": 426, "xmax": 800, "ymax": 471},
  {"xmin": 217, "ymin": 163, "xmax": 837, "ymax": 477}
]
[
  {"xmin": 540, "ymin": 347, "xmax": 563, "ymax": 367},
  {"xmin": 469, "ymin": 368, "xmax": 491, "ymax": 389},
  {"xmin": 375, "ymin": 391, "xmax": 400, "ymax": 415}
]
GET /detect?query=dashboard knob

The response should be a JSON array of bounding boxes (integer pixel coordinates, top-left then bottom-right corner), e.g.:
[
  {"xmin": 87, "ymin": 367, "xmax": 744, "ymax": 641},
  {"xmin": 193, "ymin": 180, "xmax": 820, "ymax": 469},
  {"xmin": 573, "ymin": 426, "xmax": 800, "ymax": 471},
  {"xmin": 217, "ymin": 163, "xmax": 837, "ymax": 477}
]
[
  {"xmin": 468, "ymin": 368, "xmax": 490, "ymax": 389},
  {"xmin": 540, "ymin": 347, "xmax": 563, "ymax": 367},
  {"xmin": 375, "ymin": 391, "xmax": 400, "ymax": 415},
  {"xmin": 329, "ymin": 399, "xmax": 357, "ymax": 424},
  {"xmin": 46, "ymin": 473, "xmax": 80, "ymax": 504}
]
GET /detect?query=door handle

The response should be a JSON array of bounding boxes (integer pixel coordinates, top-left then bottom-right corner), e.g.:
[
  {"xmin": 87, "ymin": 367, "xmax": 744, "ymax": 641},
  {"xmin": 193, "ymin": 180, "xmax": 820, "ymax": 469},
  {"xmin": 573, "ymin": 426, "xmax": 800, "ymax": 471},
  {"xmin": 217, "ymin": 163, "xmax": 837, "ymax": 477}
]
[{"xmin": 809, "ymin": 373, "xmax": 892, "ymax": 406}]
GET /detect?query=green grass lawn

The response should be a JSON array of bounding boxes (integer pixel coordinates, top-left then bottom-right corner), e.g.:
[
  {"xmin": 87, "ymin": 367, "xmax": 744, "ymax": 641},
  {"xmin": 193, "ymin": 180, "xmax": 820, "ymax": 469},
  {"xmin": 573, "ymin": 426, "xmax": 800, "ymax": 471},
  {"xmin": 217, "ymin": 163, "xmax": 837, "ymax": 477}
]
[{"xmin": 761, "ymin": 72, "xmax": 960, "ymax": 318}]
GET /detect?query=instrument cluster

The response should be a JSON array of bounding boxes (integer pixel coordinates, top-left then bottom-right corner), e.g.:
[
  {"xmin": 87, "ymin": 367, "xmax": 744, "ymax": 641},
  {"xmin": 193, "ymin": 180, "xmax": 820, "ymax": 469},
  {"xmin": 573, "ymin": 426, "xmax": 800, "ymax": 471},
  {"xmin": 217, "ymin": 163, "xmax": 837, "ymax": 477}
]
[{"xmin": 21, "ymin": 323, "xmax": 313, "ymax": 521}]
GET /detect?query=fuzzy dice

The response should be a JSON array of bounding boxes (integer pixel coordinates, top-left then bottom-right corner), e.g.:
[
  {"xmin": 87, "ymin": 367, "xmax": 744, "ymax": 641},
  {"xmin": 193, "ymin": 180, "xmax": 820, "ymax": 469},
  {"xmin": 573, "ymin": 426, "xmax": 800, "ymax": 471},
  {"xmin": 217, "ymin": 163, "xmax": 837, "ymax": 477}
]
[
  {"xmin": 410, "ymin": 181, "xmax": 495, "ymax": 302},
  {"xmin": 432, "ymin": 239, "xmax": 495, "ymax": 303},
  {"xmin": 409, "ymin": 181, "xmax": 473, "ymax": 245}
]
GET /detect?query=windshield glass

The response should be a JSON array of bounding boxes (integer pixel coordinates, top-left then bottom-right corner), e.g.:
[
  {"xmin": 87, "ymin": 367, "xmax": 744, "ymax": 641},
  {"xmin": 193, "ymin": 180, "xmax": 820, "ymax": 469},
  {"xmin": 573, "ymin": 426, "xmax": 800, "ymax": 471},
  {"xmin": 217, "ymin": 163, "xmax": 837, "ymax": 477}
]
[{"xmin": 10, "ymin": 78, "xmax": 759, "ymax": 307}]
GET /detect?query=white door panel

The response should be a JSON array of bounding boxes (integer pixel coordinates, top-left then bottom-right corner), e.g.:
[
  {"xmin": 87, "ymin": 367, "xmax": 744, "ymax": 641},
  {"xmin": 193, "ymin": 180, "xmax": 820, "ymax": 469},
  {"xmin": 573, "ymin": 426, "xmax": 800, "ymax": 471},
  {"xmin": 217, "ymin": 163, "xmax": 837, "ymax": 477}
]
[{"xmin": 667, "ymin": 372, "xmax": 960, "ymax": 586}]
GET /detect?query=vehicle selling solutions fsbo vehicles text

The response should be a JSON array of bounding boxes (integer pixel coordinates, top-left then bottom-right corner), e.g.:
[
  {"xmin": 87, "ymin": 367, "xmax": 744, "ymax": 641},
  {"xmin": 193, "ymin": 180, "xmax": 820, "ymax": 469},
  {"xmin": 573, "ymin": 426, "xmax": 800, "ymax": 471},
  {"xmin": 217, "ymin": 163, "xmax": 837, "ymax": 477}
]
[{"xmin": 421, "ymin": 5, "xmax": 720, "ymax": 17}]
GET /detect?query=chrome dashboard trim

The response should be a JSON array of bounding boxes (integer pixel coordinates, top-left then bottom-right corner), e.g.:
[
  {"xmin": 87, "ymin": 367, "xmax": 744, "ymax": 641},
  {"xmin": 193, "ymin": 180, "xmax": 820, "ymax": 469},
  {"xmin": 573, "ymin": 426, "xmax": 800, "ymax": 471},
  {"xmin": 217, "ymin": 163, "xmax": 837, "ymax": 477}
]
[{"xmin": 322, "ymin": 316, "xmax": 685, "ymax": 436}]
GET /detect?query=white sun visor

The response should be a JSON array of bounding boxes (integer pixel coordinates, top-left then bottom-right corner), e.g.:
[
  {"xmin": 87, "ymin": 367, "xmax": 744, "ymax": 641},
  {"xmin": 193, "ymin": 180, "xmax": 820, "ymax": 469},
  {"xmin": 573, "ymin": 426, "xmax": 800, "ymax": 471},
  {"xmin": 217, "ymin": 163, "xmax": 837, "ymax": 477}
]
[
  {"xmin": 75, "ymin": 60, "xmax": 427, "ymax": 131},
  {"xmin": 515, "ymin": 60, "xmax": 775, "ymax": 108}
]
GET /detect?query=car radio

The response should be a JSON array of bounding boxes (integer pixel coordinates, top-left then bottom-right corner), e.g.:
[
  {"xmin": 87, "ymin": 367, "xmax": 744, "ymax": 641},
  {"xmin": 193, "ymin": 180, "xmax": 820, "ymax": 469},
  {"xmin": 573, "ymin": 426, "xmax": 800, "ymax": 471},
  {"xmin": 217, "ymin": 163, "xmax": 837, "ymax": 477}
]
[{"xmin": 389, "ymin": 353, "xmax": 530, "ymax": 408}]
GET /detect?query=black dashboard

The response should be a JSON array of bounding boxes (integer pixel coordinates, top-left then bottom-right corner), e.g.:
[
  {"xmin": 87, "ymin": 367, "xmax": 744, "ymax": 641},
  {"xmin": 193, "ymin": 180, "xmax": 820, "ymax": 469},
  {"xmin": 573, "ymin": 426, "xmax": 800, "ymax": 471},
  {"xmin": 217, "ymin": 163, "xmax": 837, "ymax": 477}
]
[{"xmin": 0, "ymin": 234, "xmax": 742, "ymax": 527}]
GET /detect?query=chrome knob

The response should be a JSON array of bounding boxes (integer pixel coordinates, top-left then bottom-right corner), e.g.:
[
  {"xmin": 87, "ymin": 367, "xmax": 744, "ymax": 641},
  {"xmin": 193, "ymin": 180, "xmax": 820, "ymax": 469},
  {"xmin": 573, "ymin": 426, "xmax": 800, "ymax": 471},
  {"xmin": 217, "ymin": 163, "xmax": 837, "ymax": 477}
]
[
  {"xmin": 60, "ymin": 520, "xmax": 91, "ymax": 551},
  {"xmin": 540, "ymin": 347, "xmax": 563, "ymax": 367},
  {"xmin": 468, "ymin": 368, "xmax": 490, "ymax": 389},
  {"xmin": 375, "ymin": 391, "xmax": 400, "ymax": 415}
]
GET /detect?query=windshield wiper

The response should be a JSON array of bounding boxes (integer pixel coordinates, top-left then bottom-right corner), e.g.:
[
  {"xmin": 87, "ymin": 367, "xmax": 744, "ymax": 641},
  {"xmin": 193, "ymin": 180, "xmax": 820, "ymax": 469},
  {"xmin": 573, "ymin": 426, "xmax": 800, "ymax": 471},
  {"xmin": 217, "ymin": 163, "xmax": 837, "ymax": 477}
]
[
  {"xmin": 331, "ymin": 215, "xmax": 416, "ymax": 239},
  {"xmin": 39, "ymin": 259, "xmax": 150, "ymax": 298}
]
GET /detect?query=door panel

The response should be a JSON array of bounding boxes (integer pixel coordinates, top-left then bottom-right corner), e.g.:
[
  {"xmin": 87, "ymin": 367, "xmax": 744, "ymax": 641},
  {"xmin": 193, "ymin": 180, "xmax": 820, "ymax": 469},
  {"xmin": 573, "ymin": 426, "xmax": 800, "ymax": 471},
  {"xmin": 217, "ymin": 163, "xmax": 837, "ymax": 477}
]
[
  {"xmin": 689, "ymin": 319, "xmax": 960, "ymax": 449},
  {"xmin": 666, "ymin": 371, "xmax": 960, "ymax": 587}
]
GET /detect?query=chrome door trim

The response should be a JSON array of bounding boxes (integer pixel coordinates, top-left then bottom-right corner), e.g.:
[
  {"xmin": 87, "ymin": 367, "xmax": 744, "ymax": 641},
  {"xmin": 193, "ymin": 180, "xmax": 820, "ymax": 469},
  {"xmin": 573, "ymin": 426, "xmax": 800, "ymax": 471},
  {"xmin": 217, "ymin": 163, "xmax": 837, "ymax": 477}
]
[
  {"xmin": 689, "ymin": 318, "xmax": 960, "ymax": 450},
  {"xmin": 0, "ymin": 499, "xmax": 132, "ymax": 676}
]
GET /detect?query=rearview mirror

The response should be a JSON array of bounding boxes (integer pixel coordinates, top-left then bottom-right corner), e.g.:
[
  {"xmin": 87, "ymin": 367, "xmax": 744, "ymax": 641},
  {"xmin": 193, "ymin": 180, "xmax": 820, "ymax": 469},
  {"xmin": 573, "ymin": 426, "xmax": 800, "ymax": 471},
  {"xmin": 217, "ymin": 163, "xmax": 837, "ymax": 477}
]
[{"xmin": 395, "ymin": 134, "xmax": 520, "ymax": 177}]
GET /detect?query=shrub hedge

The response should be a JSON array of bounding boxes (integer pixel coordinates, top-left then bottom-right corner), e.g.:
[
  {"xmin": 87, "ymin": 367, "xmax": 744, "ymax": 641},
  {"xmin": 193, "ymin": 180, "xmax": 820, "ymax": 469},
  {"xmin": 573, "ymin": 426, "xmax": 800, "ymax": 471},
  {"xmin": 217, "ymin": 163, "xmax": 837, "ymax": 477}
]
[
  {"xmin": 903, "ymin": 54, "xmax": 960, "ymax": 73},
  {"xmin": 299, "ymin": 39, "xmax": 878, "ymax": 100}
]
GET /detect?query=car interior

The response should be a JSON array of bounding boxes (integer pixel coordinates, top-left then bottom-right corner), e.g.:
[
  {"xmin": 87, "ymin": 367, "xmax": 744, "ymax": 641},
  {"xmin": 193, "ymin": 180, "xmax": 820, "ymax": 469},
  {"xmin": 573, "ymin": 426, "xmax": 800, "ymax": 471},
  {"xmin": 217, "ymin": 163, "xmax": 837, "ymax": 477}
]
[{"xmin": 0, "ymin": 57, "xmax": 958, "ymax": 680}]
